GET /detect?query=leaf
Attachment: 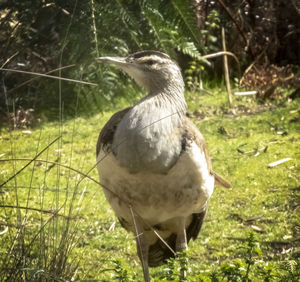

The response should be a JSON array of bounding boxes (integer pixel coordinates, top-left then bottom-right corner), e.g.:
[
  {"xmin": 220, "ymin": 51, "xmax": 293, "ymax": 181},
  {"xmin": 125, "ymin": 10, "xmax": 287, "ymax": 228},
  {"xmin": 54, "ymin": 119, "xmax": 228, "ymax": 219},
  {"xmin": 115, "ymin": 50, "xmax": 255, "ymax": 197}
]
[{"xmin": 251, "ymin": 225, "xmax": 265, "ymax": 233}]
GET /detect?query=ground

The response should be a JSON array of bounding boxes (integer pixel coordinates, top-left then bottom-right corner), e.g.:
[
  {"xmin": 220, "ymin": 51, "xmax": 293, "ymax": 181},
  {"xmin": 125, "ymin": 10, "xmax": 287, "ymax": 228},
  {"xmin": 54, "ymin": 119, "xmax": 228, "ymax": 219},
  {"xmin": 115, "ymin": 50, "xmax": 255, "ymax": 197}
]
[{"xmin": 0, "ymin": 88, "xmax": 299, "ymax": 281}]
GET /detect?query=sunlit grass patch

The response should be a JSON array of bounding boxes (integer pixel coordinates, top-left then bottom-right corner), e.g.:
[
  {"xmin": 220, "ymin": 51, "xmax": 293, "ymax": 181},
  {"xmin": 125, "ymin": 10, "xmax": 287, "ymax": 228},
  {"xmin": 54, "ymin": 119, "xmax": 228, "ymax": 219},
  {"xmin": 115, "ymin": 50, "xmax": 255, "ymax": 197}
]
[{"xmin": 0, "ymin": 89, "xmax": 299, "ymax": 280}]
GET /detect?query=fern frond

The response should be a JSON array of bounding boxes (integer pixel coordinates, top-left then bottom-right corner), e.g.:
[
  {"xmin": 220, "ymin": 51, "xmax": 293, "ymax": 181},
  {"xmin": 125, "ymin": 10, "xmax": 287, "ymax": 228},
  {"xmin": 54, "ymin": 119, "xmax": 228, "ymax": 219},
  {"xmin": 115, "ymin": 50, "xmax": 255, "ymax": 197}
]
[
  {"xmin": 114, "ymin": 0, "xmax": 142, "ymax": 48},
  {"xmin": 141, "ymin": 4, "xmax": 168, "ymax": 50},
  {"xmin": 281, "ymin": 260, "xmax": 297, "ymax": 274},
  {"xmin": 177, "ymin": 41, "xmax": 206, "ymax": 62},
  {"xmin": 170, "ymin": 0, "xmax": 201, "ymax": 46}
]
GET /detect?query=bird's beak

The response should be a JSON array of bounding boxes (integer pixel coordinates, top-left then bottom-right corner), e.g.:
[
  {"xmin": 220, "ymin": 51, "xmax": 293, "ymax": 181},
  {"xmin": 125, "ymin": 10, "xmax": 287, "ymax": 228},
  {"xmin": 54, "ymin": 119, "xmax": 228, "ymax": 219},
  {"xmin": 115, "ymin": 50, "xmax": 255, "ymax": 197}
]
[
  {"xmin": 97, "ymin": 56, "xmax": 143, "ymax": 88},
  {"xmin": 97, "ymin": 56, "xmax": 127, "ymax": 66}
]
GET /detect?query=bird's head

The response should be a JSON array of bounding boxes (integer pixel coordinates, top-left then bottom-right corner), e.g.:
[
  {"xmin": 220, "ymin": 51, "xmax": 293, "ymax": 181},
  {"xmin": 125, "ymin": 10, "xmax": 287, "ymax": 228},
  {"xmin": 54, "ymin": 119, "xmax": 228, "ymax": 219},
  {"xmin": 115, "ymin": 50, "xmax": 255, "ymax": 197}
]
[{"xmin": 97, "ymin": 50, "xmax": 184, "ymax": 94}]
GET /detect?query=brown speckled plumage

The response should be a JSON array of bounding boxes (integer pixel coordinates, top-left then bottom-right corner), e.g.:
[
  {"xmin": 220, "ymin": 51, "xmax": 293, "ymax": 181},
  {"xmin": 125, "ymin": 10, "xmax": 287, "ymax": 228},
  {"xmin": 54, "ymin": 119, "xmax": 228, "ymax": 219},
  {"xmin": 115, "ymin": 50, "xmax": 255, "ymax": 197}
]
[{"xmin": 96, "ymin": 50, "xmax": 230, "ymax": 281}]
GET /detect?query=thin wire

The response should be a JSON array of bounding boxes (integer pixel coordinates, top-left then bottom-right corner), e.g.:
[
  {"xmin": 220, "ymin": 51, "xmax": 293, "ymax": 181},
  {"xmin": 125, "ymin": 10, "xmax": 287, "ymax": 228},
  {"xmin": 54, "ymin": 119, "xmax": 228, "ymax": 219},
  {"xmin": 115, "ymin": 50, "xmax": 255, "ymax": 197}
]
[
  {"xmin": 0, "ymin": 136, "xmax": 61, "ymax": 189},
  {"xmin": 0, "ymin": 68, "xmax": 97, "ymax": 86}
]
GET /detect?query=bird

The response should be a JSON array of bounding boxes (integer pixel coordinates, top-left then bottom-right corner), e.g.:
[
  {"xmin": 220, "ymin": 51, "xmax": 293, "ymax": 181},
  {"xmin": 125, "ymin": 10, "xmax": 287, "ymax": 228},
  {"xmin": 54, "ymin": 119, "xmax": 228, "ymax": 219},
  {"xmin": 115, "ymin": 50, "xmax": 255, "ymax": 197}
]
[{"xmin": 96, "ymin": 50, "xmax": 230, "ymax": 281}]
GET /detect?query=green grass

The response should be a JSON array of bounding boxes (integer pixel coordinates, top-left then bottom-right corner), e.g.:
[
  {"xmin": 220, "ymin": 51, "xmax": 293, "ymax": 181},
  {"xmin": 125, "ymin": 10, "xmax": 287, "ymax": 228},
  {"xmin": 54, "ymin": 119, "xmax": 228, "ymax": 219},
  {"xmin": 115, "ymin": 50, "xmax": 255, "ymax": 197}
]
[{"xmin": 0, "ymin": 89, "xmax": 299, "ymax": 281}]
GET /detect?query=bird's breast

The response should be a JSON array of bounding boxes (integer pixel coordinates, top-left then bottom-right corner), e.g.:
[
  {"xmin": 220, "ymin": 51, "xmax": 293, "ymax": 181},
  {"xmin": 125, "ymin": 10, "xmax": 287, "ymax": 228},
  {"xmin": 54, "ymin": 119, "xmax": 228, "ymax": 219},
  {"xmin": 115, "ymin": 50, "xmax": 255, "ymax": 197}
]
[
  {"xmin": 112, "ymin": 105, "xmax": 183, "ymax": 173},
  {"xmin": 98, "ymin": 141, "xmax": 214, "ymax": 224}
]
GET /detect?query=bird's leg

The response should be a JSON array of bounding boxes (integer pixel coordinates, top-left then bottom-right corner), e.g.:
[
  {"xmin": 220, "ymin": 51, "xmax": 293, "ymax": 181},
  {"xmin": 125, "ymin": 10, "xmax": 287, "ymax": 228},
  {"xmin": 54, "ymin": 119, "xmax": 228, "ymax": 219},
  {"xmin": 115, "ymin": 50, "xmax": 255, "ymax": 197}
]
[
  {"xmin": 130, "ymin": 208, "xmax": 150, "ymax": 282},
  {"xmin": 176, "ymin": 217, "xmax": 188, "ymax": 280},
  {"xmin": 175, "ymin": 217, "xmax": 187, "ymax": 252}
]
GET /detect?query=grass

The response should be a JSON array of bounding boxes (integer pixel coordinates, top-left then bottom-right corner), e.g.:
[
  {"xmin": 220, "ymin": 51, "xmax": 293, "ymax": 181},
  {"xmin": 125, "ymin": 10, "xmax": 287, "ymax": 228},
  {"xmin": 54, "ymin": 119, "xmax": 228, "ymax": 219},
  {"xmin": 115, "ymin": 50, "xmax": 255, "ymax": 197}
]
[{"xmin": 0, "ymin": 88, "xmax": 299, "ymax": 281}]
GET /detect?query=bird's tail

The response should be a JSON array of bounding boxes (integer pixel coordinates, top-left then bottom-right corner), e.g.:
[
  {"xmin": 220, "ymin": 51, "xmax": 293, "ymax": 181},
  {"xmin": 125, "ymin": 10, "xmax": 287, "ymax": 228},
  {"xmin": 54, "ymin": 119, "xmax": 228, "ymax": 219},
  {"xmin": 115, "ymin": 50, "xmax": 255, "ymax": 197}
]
[
  {"xmin": 148, "ymin": 234, "xmax": 176, "ymax": 267},
  {"xmin": 148, "ymin": 211, "xmax": 207, "ymax": 267},
  {"xmin": 213, "ymin": 172, "xmax": 231, "ymax": 189}
]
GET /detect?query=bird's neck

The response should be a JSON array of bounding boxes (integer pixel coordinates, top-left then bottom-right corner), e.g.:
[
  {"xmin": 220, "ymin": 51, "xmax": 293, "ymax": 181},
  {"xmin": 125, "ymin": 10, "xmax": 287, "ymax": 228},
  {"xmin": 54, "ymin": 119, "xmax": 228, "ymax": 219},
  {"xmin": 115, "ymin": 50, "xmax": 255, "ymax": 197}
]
[
  {"xmin": 140, "ymin": 80, "xmax": 187, "ymax": 118},
  {"xmin": 113, "ymin": 83, "xmax": 186, "ymax": 173}
]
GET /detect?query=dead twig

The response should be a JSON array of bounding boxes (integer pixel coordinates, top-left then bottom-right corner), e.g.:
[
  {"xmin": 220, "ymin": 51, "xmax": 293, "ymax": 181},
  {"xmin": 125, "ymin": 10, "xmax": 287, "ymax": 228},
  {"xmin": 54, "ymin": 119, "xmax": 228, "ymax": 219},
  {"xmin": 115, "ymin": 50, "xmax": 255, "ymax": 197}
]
[
  {"xmin": 222, "ymin": 28, "xmax": 233, "ymax": 109},
  {"xmin": 0, "ymin": 51, "xmax": 19, "ymax": 69},
  {"xmin": 202, "ymin": 51, "xmax": 241, "ymax": 80},
  {"xmin": 216, "ymin": 0, "xmax": 254, "ymax": 58}
]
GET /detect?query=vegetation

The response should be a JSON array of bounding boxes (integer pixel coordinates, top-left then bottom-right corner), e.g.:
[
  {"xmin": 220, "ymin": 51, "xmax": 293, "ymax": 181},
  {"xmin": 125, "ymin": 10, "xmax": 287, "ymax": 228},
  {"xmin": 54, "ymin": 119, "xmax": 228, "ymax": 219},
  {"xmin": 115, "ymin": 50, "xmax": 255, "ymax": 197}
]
[
  {"xmin": 0, "ymin": 88, "xmax": 299, "ymax": 280},
  {"xmin": 0, "ymin": 0, "xmax": 299, "ymax": 281},
  {"xmin": 1, "ymin": 0, "xmax": 299, "ymax": 119}
]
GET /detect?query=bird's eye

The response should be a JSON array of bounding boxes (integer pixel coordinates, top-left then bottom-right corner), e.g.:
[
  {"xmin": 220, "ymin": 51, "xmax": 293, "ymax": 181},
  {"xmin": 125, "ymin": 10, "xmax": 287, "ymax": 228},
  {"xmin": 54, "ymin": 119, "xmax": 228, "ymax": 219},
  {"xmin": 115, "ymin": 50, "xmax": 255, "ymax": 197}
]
[
  {"xmin": 127, "ymin": 58, "xmax": 134, "ymax": 63},
  {"xmin": 145, "ymin": 60, "xmax": 156, "ymax": 65}
]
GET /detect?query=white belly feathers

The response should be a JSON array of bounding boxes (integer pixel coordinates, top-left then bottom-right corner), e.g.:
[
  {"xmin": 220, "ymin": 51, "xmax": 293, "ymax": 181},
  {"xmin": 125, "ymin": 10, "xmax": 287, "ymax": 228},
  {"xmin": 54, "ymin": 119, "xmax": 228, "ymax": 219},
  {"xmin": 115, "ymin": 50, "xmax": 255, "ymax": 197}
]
[{"xmin": 97, "ymin": 141, "xmax": 214, "ymax": 225}]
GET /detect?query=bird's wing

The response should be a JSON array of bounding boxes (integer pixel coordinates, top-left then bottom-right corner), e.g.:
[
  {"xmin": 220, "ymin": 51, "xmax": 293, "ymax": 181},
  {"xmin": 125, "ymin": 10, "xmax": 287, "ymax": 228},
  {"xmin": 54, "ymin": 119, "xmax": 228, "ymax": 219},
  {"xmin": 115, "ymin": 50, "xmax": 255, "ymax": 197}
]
[
  {"xmin": 181, "ymin": 119, "xmax": 211, "ymax": 242},
  {"xmin": 182, "ymin": 117, "xmax": 212, "ymax": 171},
  {"xmin": 96, "ymin": 107, "xmax": 132, "ymax": 156},
  {"xmin": 183, "ymin": 117, "xmax": 231, "ymax": 189},
  {"xmin": 148, "ymin": 119, "xmax": 212, "ymax": 267},
  {"xmin": 186, "ymin": 210, "xmax": 207, "ymax": 241}
]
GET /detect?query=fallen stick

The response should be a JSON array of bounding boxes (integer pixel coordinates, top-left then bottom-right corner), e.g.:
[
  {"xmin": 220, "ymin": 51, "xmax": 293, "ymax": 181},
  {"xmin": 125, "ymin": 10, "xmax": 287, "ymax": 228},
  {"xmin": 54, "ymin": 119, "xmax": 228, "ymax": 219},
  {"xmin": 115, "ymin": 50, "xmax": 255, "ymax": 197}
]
[
  {"xmin": 234, "ymin": 91, "xmax": 257, "ymax": 96},
  {"xmin": 268, "ymin": 158, "xmax": 292, "ymax": 168},
  {"xmin": 221, "ymin": 27, "xmax": 233, "ymax": 108}
]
